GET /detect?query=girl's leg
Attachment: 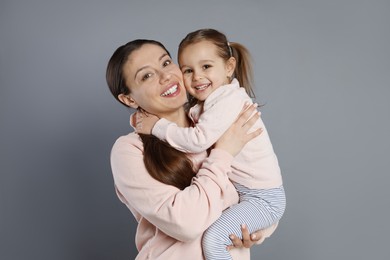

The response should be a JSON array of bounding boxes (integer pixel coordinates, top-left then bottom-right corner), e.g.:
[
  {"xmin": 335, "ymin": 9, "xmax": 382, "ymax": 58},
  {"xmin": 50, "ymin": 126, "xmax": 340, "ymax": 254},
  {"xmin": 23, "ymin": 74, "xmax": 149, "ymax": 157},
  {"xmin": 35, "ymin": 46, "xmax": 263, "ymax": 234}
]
[{"xmin": 202, "ymin": 185, "xmax": 285, "ymax": 260}]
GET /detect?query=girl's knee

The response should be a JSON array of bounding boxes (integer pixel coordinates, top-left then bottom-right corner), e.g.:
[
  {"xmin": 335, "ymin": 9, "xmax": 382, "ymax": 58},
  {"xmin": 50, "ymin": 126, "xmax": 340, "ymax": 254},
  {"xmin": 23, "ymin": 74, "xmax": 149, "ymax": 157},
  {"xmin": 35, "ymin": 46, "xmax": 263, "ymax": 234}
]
[{"xmin": 203, "ymin": 226, "xmax": 230, "ymax": 246}]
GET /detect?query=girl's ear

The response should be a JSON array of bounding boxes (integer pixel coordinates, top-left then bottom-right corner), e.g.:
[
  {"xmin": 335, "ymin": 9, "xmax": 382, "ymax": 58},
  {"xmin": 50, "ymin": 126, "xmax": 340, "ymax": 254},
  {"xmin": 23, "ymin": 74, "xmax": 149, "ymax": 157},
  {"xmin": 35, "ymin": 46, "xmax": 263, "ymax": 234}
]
[
  {"xmin": 118, "ymin": 94, "xmax": 139, "ymax": 109},
  {"xmin": 226, "ymin": 57, "xmax": 236, "ymax": 78}
]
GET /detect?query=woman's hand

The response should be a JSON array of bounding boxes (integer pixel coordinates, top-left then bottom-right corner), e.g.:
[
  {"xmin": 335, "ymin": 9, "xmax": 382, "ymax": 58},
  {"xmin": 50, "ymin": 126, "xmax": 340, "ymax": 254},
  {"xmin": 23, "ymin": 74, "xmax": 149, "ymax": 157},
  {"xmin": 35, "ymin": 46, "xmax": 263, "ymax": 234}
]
[
  {"xmin": 214, "ymin": 103, "xmax": 262, "ymax": 157},
  {"xmin": 226, "ymin": 224, "xmax": 266, "ymax": 251},
  {"xmin": 134, "ymin": 109, "xmax": 159, "ymax": 134}
]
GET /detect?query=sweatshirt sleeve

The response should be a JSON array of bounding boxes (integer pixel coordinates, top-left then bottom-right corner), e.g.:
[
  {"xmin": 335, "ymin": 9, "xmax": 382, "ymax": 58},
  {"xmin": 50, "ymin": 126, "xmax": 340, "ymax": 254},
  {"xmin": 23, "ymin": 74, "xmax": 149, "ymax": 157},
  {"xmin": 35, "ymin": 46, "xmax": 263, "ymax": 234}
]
[
  {"xmin": 110, "ymin": 134, "xmax": 239, "ymax": 242},
  {"xmin": 152, "ymin": 86, "xmax": 247, "ymax": 153}
]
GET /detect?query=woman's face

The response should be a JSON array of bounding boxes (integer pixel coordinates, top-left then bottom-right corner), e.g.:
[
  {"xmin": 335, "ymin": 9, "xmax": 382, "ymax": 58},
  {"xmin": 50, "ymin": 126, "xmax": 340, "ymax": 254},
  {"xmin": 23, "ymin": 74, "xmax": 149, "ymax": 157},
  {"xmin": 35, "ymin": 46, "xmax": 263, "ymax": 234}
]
[{"xmin": 121, "ymin": 44, "xmax": 187, "ymax": 118}]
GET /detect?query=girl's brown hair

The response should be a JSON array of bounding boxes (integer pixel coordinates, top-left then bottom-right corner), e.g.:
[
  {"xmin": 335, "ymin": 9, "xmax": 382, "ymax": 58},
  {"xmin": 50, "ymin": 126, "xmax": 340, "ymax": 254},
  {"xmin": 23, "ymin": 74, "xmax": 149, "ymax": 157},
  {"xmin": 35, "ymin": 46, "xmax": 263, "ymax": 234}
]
[
  {"xmin": 178, "ymin": 28, "xmax": 255, "ymax": 106},
  {"xmin": 106, "ymin": 39, "xmax": 196, "ymax": 190}
]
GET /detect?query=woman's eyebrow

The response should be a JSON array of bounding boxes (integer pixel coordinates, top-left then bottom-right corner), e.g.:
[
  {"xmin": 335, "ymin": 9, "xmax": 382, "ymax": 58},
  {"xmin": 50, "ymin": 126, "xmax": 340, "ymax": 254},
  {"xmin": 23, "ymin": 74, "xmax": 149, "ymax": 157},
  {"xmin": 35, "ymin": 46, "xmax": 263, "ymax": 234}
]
[
  {"xmin": 134, "ymin": 53, "xmax": 170, "ymax": 79},
  {"xmin": 134, "ymin": 66, "xmax": 148, "ymax": 80},
  {"xmin": 159, "ymin": 53, "xmax": 169, "ymax": 61}
]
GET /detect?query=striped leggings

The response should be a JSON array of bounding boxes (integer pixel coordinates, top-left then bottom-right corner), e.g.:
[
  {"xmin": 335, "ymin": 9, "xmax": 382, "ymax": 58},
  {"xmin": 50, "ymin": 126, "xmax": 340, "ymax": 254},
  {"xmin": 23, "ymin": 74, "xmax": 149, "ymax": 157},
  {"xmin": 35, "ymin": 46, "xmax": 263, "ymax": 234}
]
[{"xmin": 202, "ymin": 183, "xmax": 286, "ymax": 260}]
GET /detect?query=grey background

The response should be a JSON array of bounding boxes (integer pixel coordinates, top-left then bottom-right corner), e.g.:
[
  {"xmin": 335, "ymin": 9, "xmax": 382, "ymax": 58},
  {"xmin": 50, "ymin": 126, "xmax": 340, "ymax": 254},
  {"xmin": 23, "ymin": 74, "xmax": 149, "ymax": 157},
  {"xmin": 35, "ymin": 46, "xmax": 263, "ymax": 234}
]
[{"xmin": 1, "ymin": 0, "xmax": 389, "ymax": 259}]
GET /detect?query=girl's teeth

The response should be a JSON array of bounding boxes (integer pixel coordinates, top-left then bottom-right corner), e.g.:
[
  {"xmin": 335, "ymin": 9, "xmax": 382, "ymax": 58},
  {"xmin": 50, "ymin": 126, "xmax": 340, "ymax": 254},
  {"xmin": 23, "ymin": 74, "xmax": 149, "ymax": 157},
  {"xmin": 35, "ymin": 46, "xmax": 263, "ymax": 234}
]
[
  {"xmin": 161, "ymin": 85, "xmax": 178, "ymax": 97},
  {"xmin": 195, "ymin": 84, "xmax": 209, "ymax": 90}
]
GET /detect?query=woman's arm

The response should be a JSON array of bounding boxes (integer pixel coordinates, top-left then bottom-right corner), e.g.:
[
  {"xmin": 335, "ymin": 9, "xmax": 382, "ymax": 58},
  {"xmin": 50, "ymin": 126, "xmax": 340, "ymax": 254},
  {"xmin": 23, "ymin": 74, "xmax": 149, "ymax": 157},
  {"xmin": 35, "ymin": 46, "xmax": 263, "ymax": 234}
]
[
  {"xmin": 111, "ymin": 140, "xmax": 237, "ymax": 242},
  {"xmin": 111, "ymin": 104, "xmax": 261, "ymax": 242}
]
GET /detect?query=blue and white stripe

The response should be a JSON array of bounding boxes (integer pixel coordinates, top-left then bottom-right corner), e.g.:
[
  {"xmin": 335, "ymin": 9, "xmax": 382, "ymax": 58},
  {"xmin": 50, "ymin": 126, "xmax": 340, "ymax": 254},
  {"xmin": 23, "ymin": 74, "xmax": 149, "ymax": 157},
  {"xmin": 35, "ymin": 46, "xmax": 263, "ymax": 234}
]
[{"xmin": 202, "ymin": 183, "xmax": 286, "ymax": 260}]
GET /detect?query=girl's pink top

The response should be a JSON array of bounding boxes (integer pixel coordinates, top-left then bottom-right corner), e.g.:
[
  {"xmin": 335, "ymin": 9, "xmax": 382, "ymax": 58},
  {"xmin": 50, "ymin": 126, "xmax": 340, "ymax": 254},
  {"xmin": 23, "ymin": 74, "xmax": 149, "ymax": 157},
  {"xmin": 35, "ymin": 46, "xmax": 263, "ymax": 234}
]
[{"xmin": 153, "ymin": 79, "xmax": 283, "ymax": 190}]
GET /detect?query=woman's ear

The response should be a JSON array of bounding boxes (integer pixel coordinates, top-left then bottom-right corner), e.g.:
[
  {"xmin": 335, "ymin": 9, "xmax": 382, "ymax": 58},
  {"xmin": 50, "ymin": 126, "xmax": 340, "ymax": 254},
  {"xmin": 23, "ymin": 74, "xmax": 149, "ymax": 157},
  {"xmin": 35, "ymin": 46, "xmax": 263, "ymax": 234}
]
[
  {"xmin": 226, "ymin": 57, "xmax": 236, "ymax": 78},
  {"xmin": 118, "ymin": 94, "xmax": 139, "ymax": 109}
]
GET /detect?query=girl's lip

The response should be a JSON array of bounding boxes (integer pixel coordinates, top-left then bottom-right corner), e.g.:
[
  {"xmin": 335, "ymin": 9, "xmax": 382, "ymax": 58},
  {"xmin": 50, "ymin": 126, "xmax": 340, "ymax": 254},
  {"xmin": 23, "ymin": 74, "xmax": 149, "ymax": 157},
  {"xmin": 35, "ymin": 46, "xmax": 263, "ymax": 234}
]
[{"xmin": 193, "ymin": 83, "xmax": 210, "ymax": 90}]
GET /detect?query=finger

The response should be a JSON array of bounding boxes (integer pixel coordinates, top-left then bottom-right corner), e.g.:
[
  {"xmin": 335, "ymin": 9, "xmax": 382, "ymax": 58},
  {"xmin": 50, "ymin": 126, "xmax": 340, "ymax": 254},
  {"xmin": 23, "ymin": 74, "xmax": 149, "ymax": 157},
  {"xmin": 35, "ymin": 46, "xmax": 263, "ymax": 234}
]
[
  {"xmin": 242, "ymin": 102, "xmax": 258, "ymax": 115},
  {"xmin": 226, "ymin": 245, "xmax": 233, "ymax": 251},
  {"xmin": 135, "ymin": 112, "xmax": 143, "ymax": 131},
  {"xmin": 237, "ymin": 102, "xmax": 252, "ymax": 117},
  {"xmin": 246, "ymin": 128, "xmax": 263, "ymax": 143},
  {"xmin": 242, "ymin": 111, "xmax": 261, "ymax": 131},
  {"xmin": 241, "ymin": 111, "xmax": 262, "ymax": 143},
  {"xmin": 235, "ymin": 103, "xmax": 258, "ymax": 125},
  {"xmin": 241, "ymin": 104, "xmax": 260, "ymax": 126},
  {"xmin": 241, "ymin": 224, "xmax": 252, "ymax": 248},
  {"xmin": 136, "ymin": 112, "xmax": 142, "ymax": 122},
  {"xmin": 228, "ymin": 234, "xmax": 242, "ymax": 250},
  {"xmin": 136, "ymin": 123, "xmax": 143, "ymax": 132},
  {"xmin": 251, "ymin": 230, "xmax": 264, "ymax": 243},
  {"xmin": 230, "ymin": 234, "xmax": 242, "ymax": 247},
  {"xmin": 130, "ymin": 112, "xmax": 137, "ymax": 127}
]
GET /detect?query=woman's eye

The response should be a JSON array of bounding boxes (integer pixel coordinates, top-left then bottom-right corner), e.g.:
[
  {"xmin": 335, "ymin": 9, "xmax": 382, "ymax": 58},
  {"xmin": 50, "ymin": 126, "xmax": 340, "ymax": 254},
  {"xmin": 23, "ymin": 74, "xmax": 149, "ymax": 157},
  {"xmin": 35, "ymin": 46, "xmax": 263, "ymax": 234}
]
[
  {"xmin": 163, "ymin": 60, "xmax": 172, "ymax": 67},
  {"xmin": 142, "ymin": 73, "xmax": 152, "ymax": 81},
  {"xmin": 183, "ymin": 69, "xmax": 192, "ymax": 74}
]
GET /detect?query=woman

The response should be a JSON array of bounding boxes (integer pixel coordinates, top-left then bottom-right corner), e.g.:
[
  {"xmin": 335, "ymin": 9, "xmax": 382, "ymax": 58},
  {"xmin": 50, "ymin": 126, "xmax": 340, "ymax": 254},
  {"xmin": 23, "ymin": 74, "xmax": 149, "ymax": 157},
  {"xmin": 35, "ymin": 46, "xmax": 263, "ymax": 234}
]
[{"xmin": 106, "ymin": 39, "xmax": 277, "ymax": 259}]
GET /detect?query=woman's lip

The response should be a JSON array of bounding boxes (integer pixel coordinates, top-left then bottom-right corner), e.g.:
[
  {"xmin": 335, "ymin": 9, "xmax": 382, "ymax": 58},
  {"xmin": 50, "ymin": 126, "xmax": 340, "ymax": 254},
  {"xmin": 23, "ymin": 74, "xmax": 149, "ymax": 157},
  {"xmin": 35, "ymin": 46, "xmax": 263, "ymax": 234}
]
[{"xmin": 160, "ymin": 82, "xmax": 180, "ymax": 97}]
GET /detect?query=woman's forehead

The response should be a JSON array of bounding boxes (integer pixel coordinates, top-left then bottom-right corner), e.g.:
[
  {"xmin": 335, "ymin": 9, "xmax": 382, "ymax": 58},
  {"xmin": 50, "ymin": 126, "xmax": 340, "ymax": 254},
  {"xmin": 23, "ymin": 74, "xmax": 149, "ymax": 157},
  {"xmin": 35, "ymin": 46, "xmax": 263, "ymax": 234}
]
[{"xmin": 128, "ymin": 44, "xmax": 167, "ymax": 66}]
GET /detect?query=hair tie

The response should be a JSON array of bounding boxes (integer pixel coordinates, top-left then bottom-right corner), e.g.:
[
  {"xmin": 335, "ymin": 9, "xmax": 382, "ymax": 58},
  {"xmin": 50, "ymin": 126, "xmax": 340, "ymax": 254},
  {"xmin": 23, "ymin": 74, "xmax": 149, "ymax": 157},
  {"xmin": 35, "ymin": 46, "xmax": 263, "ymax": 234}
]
[{"xmin": 227, "ymin": 41, "xmax": 233, "ymax": 57}]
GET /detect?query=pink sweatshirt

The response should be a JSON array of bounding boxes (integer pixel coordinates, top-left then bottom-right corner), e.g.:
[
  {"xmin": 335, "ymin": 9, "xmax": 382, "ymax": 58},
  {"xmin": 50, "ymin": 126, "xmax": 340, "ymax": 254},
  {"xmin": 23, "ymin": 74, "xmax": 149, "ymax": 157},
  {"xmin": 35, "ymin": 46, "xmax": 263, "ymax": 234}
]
[
  {"xmin": 153, "ymin": 79, "xmax": 283, "ymax": 190},
  {"xmin": 110, "ymin": 131, "xmax": 277, "ymax": 259}
]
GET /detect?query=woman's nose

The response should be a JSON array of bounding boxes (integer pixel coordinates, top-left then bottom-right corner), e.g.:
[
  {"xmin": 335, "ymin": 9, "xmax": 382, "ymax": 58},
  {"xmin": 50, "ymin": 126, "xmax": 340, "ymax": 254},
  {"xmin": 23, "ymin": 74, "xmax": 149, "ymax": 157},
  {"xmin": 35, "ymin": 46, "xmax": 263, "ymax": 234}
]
[{"xmin": 159, "ymin": 70, "xmax": 172, "ymax": 83}]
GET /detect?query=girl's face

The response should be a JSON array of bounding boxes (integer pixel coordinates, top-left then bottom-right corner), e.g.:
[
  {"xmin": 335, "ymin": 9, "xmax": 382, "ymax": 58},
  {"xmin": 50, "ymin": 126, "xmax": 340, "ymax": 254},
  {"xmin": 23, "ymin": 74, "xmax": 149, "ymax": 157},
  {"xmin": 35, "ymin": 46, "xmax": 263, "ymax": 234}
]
[
  {"xmin": 120, "ymin": 44, "xmax": 187, "ymax": 119},
  {"xmin": 179, "ymin": 40, "xmax": 235, "ymax": 101}
]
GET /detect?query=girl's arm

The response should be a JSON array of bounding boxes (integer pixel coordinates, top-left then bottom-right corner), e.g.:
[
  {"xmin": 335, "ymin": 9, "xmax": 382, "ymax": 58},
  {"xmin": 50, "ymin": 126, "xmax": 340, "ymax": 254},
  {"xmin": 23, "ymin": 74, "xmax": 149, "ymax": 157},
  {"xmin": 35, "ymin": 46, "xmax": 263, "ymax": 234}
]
[{"xmin": 137, "ymin": 87, "xmax": 255, "ymax": 153}]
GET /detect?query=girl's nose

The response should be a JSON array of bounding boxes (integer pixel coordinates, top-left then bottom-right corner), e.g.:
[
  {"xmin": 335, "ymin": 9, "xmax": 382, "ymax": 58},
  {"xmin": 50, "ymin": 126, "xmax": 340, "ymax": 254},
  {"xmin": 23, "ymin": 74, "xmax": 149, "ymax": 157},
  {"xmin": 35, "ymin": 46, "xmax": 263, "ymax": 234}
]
[{"xmin": 192, "ymin": 71, "xmax": 203, "ymax": 81}]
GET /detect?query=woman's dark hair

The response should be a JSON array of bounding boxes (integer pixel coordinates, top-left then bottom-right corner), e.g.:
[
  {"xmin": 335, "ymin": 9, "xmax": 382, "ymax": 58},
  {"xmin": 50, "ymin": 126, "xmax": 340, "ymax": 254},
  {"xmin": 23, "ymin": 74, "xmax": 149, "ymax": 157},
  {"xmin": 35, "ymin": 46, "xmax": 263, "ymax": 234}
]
[
  {"xmin": 139, "ymin": 134, "xmax": 195, "ymax": 190},
  {"xmin": 106, "ymin": 39, "xmax": 196, "ymax": 190}
]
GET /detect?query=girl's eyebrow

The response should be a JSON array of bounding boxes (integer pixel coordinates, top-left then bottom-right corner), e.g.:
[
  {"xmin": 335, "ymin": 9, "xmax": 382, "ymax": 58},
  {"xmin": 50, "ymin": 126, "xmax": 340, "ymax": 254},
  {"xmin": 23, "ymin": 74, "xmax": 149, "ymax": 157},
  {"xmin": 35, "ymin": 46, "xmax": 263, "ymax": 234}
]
[
  {"xmin": 179, "ymin": 59, "xmax": 214, "ymax": 70},
  {"xmin": 199, "ymin": 59, "xmax": 215, "ymax": 63},
  {"xmin": 134, "ymin": 53, "xmax": 169, "ymax": 79}
]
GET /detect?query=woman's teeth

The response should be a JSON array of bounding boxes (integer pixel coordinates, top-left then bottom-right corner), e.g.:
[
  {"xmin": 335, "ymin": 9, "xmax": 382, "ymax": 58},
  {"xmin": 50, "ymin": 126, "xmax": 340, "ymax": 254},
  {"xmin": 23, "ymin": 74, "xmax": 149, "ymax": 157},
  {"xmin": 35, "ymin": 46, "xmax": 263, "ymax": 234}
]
[{"xmin": 161, "ymin": 85, "xmax": 178, "ymax": 97}]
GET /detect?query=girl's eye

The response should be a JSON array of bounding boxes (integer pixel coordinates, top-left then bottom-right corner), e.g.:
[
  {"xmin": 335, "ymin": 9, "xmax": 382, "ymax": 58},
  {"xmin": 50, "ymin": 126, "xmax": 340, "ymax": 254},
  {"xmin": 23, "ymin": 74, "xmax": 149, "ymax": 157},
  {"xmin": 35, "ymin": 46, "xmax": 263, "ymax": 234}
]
[
  {"xmin": 203, "ymin": 64, "xmax": 211, "ymax": 69},
  {"xmin": 183, "ymin": 68, "xmax": 193, "ymax": 74}
]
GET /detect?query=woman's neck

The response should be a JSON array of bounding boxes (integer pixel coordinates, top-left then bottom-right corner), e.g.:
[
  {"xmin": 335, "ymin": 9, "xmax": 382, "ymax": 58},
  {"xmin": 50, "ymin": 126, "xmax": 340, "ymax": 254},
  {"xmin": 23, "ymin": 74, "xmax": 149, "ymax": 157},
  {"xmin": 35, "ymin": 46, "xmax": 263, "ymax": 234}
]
[{"xmin": 161, "ymin": 107, "xmax": 190, "ymax": 127}]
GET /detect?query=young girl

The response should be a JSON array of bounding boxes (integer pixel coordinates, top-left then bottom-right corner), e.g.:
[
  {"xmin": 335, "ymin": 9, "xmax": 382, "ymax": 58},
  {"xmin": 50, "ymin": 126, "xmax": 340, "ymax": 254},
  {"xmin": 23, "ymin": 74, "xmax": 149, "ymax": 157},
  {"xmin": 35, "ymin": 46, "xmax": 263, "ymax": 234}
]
[{"xmin": 137, "ymin": 29, "xmax": 286, "ymax": 260}]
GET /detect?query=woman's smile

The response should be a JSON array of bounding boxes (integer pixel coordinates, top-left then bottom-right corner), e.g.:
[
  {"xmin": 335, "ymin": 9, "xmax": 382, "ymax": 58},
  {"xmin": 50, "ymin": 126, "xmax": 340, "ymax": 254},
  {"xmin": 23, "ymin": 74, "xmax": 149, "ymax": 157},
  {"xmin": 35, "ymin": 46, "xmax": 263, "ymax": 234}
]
[{"xmin": 161, "ymin": 83, "xmax": 180, "ymax": 97}]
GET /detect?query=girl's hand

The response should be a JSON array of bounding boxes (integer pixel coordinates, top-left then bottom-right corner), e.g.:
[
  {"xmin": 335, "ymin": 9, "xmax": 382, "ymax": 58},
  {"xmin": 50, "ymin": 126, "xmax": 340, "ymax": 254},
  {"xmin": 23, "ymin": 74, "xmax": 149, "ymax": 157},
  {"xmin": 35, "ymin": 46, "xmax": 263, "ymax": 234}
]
[
  {"xmin": 134, "ymin": 109, "xmax": 159, "ymax": 134},
  {"xmin": 214, "ymin": 103, "xmax": 262, "ymax": 157}
]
